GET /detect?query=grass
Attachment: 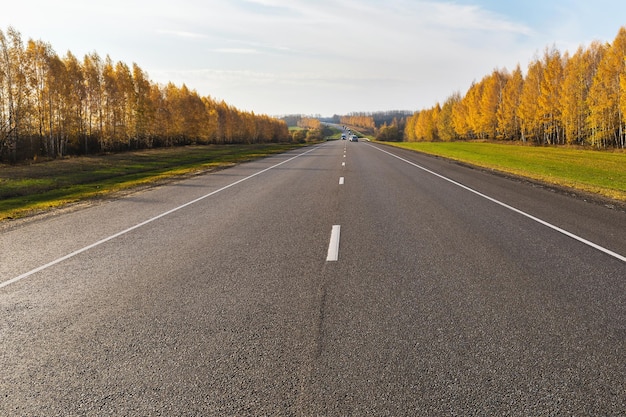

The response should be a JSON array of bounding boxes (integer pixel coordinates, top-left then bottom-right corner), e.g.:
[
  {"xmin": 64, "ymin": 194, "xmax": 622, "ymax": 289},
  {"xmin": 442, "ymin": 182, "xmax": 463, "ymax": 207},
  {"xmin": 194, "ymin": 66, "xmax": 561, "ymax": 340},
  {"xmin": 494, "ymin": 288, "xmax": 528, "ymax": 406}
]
[
  {"xmin": 384, "ymin": 141, "xmax": 626, "ymax": 202},
  {"xmin": 0, "ymin": 143, "xmax": 305, "ymax": 220}
]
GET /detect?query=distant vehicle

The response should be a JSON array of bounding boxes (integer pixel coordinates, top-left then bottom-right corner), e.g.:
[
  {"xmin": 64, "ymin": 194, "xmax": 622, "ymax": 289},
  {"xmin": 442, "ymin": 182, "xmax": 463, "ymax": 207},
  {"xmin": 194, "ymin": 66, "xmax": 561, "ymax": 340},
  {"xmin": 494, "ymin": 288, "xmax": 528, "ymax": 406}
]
[
  {"xmin": 350, "ymin": 135, "xmax": 358, "ymax": 142},
  {"xmin": 341, "ymin": 134, "xmax": 346, "ymax": 140}
]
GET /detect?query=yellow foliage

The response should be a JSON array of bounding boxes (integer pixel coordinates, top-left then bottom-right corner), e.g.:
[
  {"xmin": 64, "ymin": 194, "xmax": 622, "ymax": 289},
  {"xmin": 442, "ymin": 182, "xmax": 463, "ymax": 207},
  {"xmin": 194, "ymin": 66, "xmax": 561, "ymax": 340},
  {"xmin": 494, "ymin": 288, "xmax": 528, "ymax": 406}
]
[
  {"xmin": 0, "ymin": 27, "xmax": 290, "ymax": 162},
  {"xmin": 405, "ymin": 25, "xmax": 626, "ymax": 149}
]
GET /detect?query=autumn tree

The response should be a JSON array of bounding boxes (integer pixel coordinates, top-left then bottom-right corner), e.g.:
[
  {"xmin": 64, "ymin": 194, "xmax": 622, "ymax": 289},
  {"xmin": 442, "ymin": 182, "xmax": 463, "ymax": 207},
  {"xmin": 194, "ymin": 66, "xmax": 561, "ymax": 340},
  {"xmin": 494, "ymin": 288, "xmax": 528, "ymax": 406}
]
[
  {"xmin": 464, "ymin": 81, "xmax": 484, "ymax": 138},
  {"xmin": 132, "ymin": 63, "xmax": 155, "ymax": 148},
  {"xmin": 0, "ymin": 27, "xmax": 29, "ymax": 161},
  {"xmin": 414, "ymin": 104, "xmax": 440, "ymax": 141},
  {"xmin": 560, "ymin": 42, "xmax": 604, "ymax": 145},
  {"xmin": 62, "ymin": 51, "xmax": 86, "ymax": 153},
  {"xmin": 588, "ymin": 27, "xmax": 626, "ymax": 148},
  {"xmin": 437, "ymin": 93, "xmax": 461, "ymax": 141},
  {"xmin": 538, "ymin": 47, "xmax": 565, "ymax": 144},
  {"xmin": 340, "ymin": 114, "xmax": 375, "ymax": 131},
  {"xmin": 113, "ymin": 61, "xmax": 136, "ymax": 148},
  {"xmin": 45, "ymin": 53, "xmax": 69, "ymax": 156},
  {"xmin": 451, "ymin": 94, "xmax": 471, "ymax": 139},
  {"xmin": 297, "ymin": 117, "xmax": 321, "ymax": 129},
  {"xmin": 518, "ymin": 57, "xmax": 544, "ymax": 143},
  {"xmin": 377, "ymin": 118, "xmax": 403, "ymax": 141},
  {"xmin": 404, "ymin": 111, "xmax": 418, "ymax": 141},
  {"xmin": 479, "ymin": 69, "xmax": 508, "ymax": 139},
  {"xmin": 83, "ymin": 52, "xmax": 104, "ymax": 150},
  {"xmin": 201, "ymin": 96, "xmax": 219, "ymax": 143},
  {"xmin": 179, "ymin": 85, "xmax": 211, "ymax": 143},
  {"xmin": 496, "ymin": 64, "xmax": 523, "ymax": 141}
]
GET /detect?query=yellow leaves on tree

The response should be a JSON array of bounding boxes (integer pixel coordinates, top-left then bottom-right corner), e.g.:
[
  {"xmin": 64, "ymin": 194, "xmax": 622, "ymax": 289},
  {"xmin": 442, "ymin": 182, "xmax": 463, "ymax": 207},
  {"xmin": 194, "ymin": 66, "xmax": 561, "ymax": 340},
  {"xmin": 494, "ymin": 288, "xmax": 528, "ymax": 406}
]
[
  {"xmin": 404, "ymin": 25, "xmax": 626, "ymax": 149},
  {"xmin": 0, "ymin": 27, "xmax": 290, "ymax": 162}
]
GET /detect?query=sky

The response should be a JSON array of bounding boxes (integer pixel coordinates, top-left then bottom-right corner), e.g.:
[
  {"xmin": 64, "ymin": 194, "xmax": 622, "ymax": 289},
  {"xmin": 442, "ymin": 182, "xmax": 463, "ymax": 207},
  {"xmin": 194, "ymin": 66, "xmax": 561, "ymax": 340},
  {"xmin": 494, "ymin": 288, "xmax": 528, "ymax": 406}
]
[{"xmin": 2, "ymin": 0, "xmax": 626, "ymax": 117}]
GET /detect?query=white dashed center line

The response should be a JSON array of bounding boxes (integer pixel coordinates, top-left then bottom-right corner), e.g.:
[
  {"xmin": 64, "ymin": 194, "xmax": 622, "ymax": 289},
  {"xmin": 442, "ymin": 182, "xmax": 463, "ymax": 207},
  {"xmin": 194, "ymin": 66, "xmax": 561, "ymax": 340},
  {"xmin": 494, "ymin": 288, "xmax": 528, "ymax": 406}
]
[{"xmin": 326, "ymin": 225, "xmax": 341, "ymax": 261}]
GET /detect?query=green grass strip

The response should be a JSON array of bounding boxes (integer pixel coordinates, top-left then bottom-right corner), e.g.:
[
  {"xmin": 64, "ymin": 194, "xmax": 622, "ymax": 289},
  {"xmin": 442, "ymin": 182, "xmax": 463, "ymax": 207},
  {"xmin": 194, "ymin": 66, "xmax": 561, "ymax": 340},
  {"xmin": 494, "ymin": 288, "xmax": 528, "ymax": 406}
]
[{"xmin": 385, "ymin": 141, "xmax": 626, "ymax": 202}]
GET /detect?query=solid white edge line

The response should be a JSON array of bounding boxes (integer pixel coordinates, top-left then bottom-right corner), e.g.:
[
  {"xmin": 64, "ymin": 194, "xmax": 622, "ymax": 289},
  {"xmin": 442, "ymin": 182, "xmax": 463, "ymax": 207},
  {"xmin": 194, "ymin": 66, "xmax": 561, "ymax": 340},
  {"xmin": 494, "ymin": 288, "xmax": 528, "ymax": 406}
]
[
  {"xmin": 368, "ymin": 144, "xmax": 626, "ymax": 264},
  {"xmin": 1, "ymin": 146, "xmax": 320, "ymax": 289},
  {"xmin": 326, "ymin": 225, "xmax": 341, "ymax": 262}
]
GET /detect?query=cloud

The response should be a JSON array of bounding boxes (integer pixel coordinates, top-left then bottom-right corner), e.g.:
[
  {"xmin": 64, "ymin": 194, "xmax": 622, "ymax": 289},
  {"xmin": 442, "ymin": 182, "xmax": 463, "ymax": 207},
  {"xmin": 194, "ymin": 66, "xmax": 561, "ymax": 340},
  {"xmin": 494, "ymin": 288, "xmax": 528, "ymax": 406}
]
[
  {"xmin": 422, "ymin": 1, "xmax": 533, "ymax": 35},
  {"xmin": 149, "ymin": 0, "xmax": 542, "ymax": 114},
  {"xmin": 157, "ymin": 30, "xmax": 208, "ymax": 39},
  {"xmin": 213, "ymin": 48, "xmax": 261, "ymax": 54}
]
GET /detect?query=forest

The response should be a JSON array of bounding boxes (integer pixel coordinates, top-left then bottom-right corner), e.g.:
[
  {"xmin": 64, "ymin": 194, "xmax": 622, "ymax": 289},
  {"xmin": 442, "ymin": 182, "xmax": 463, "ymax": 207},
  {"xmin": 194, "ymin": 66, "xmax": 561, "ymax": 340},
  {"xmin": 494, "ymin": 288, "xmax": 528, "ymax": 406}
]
[
  {"xmin": 405, "ymin": 26, "xmax": 626, "ymax": 149},
  {"xmin": 0, "ymin": 27, "xmax": 290, "ymax": 163}
]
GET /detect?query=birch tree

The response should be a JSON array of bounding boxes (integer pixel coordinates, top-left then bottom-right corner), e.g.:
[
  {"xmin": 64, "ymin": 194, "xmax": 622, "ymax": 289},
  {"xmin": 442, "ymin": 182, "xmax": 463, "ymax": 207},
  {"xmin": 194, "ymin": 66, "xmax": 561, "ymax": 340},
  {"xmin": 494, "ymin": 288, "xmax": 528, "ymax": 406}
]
[
  {"xmin": 437, "ymin": 93, "xmax": 460, "ymax": 141},
  {"xmin": 538, "ymin": 47, "xmax": 565, "ymax": 144},
  {"xmin": 83, "ymin": 52, "xmax": 104, "ymax": 150},
  {"xmin": 518, "ymin": 57, "xmax": 544, "ymax": 143},
  {"xmin": 0, "ymin": 28, "xmax": 29, "ymax": 161},
  {"xmin": 560, "ymin": 42, "xmax": 604, "ymax": 145},
  {"xmin": 63, "ymin": 51, "xmax": 86, "ymax": 153},
  {"xmin": 497, "ymin": 64, "xmax": 523, "ymax": 141},
  {"xmin": 479, "ymin": 69, "xmax": 508, "ymax": 139},
  {"xmin": 588, "ymin": 27, "xmax": 626, "ymax": 148}
]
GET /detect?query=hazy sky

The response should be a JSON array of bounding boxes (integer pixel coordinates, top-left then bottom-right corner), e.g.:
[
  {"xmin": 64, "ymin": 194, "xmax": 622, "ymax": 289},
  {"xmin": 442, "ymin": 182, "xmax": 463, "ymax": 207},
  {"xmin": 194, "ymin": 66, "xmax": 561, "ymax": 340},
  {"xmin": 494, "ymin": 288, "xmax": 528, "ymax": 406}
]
[{"xmin": 2, "ymin": 0, "xmax": 625, "ymax": 116}]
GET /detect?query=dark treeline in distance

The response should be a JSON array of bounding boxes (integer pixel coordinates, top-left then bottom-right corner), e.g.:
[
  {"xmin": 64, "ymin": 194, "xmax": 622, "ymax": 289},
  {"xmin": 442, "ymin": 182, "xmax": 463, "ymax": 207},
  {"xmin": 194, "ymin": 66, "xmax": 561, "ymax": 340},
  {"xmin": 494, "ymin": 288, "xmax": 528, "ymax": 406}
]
[
  {"xmin": 0, "ymin": 27, "xmax": 290, "ymax": 163},
  {"xmin": 406, "ymin": 26, "xmax": 626, "ymax": 149}
]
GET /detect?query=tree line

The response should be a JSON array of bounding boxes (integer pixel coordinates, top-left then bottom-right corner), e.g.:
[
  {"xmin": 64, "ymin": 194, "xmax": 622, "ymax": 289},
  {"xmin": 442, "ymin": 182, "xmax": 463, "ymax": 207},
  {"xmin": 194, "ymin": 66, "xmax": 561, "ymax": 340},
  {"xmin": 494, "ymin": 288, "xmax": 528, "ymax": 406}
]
[
  {"xmin": 340, "ymin": 114, "xmax": 376, "ymax": 131},
  {"xmin": 337, "ymin": 111, "xmax": 412, "ymax": 141},
  {"xmin": 296, "ymin": 117, "xmax": 321, "ymax": 129},
  {"xmin": 0, "ymin": 27, "xmax": 290, "ymax": 163},
  {"xmin": 406, "ymin": 26, "xmax": 626, "ymax": 149}
]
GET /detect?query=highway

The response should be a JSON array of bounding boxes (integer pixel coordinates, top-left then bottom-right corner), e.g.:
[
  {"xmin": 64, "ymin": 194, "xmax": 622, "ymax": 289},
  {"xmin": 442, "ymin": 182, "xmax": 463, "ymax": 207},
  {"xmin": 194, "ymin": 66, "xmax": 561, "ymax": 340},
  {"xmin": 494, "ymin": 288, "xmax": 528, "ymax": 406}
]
[{"xmin": 1, "ymin": 139, "xmax": 625, "ymax": 415}]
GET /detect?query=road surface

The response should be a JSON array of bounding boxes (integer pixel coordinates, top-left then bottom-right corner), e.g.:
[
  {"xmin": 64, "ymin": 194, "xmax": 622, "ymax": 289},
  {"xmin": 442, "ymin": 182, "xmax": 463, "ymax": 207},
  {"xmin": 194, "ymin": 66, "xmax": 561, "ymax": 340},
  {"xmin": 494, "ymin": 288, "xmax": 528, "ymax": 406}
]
[{"xmin": 1, "ymin": 140, "xmax": 625, "ymax": 415}]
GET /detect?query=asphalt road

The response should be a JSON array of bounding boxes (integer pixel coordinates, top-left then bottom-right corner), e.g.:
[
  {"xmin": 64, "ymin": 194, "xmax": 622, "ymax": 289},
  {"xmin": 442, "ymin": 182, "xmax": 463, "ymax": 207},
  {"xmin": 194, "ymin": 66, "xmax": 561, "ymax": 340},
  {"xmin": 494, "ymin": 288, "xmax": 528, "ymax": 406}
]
[{"xmin": 1, "ymin": 140, "xmax": 625, "ymax": 416}]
